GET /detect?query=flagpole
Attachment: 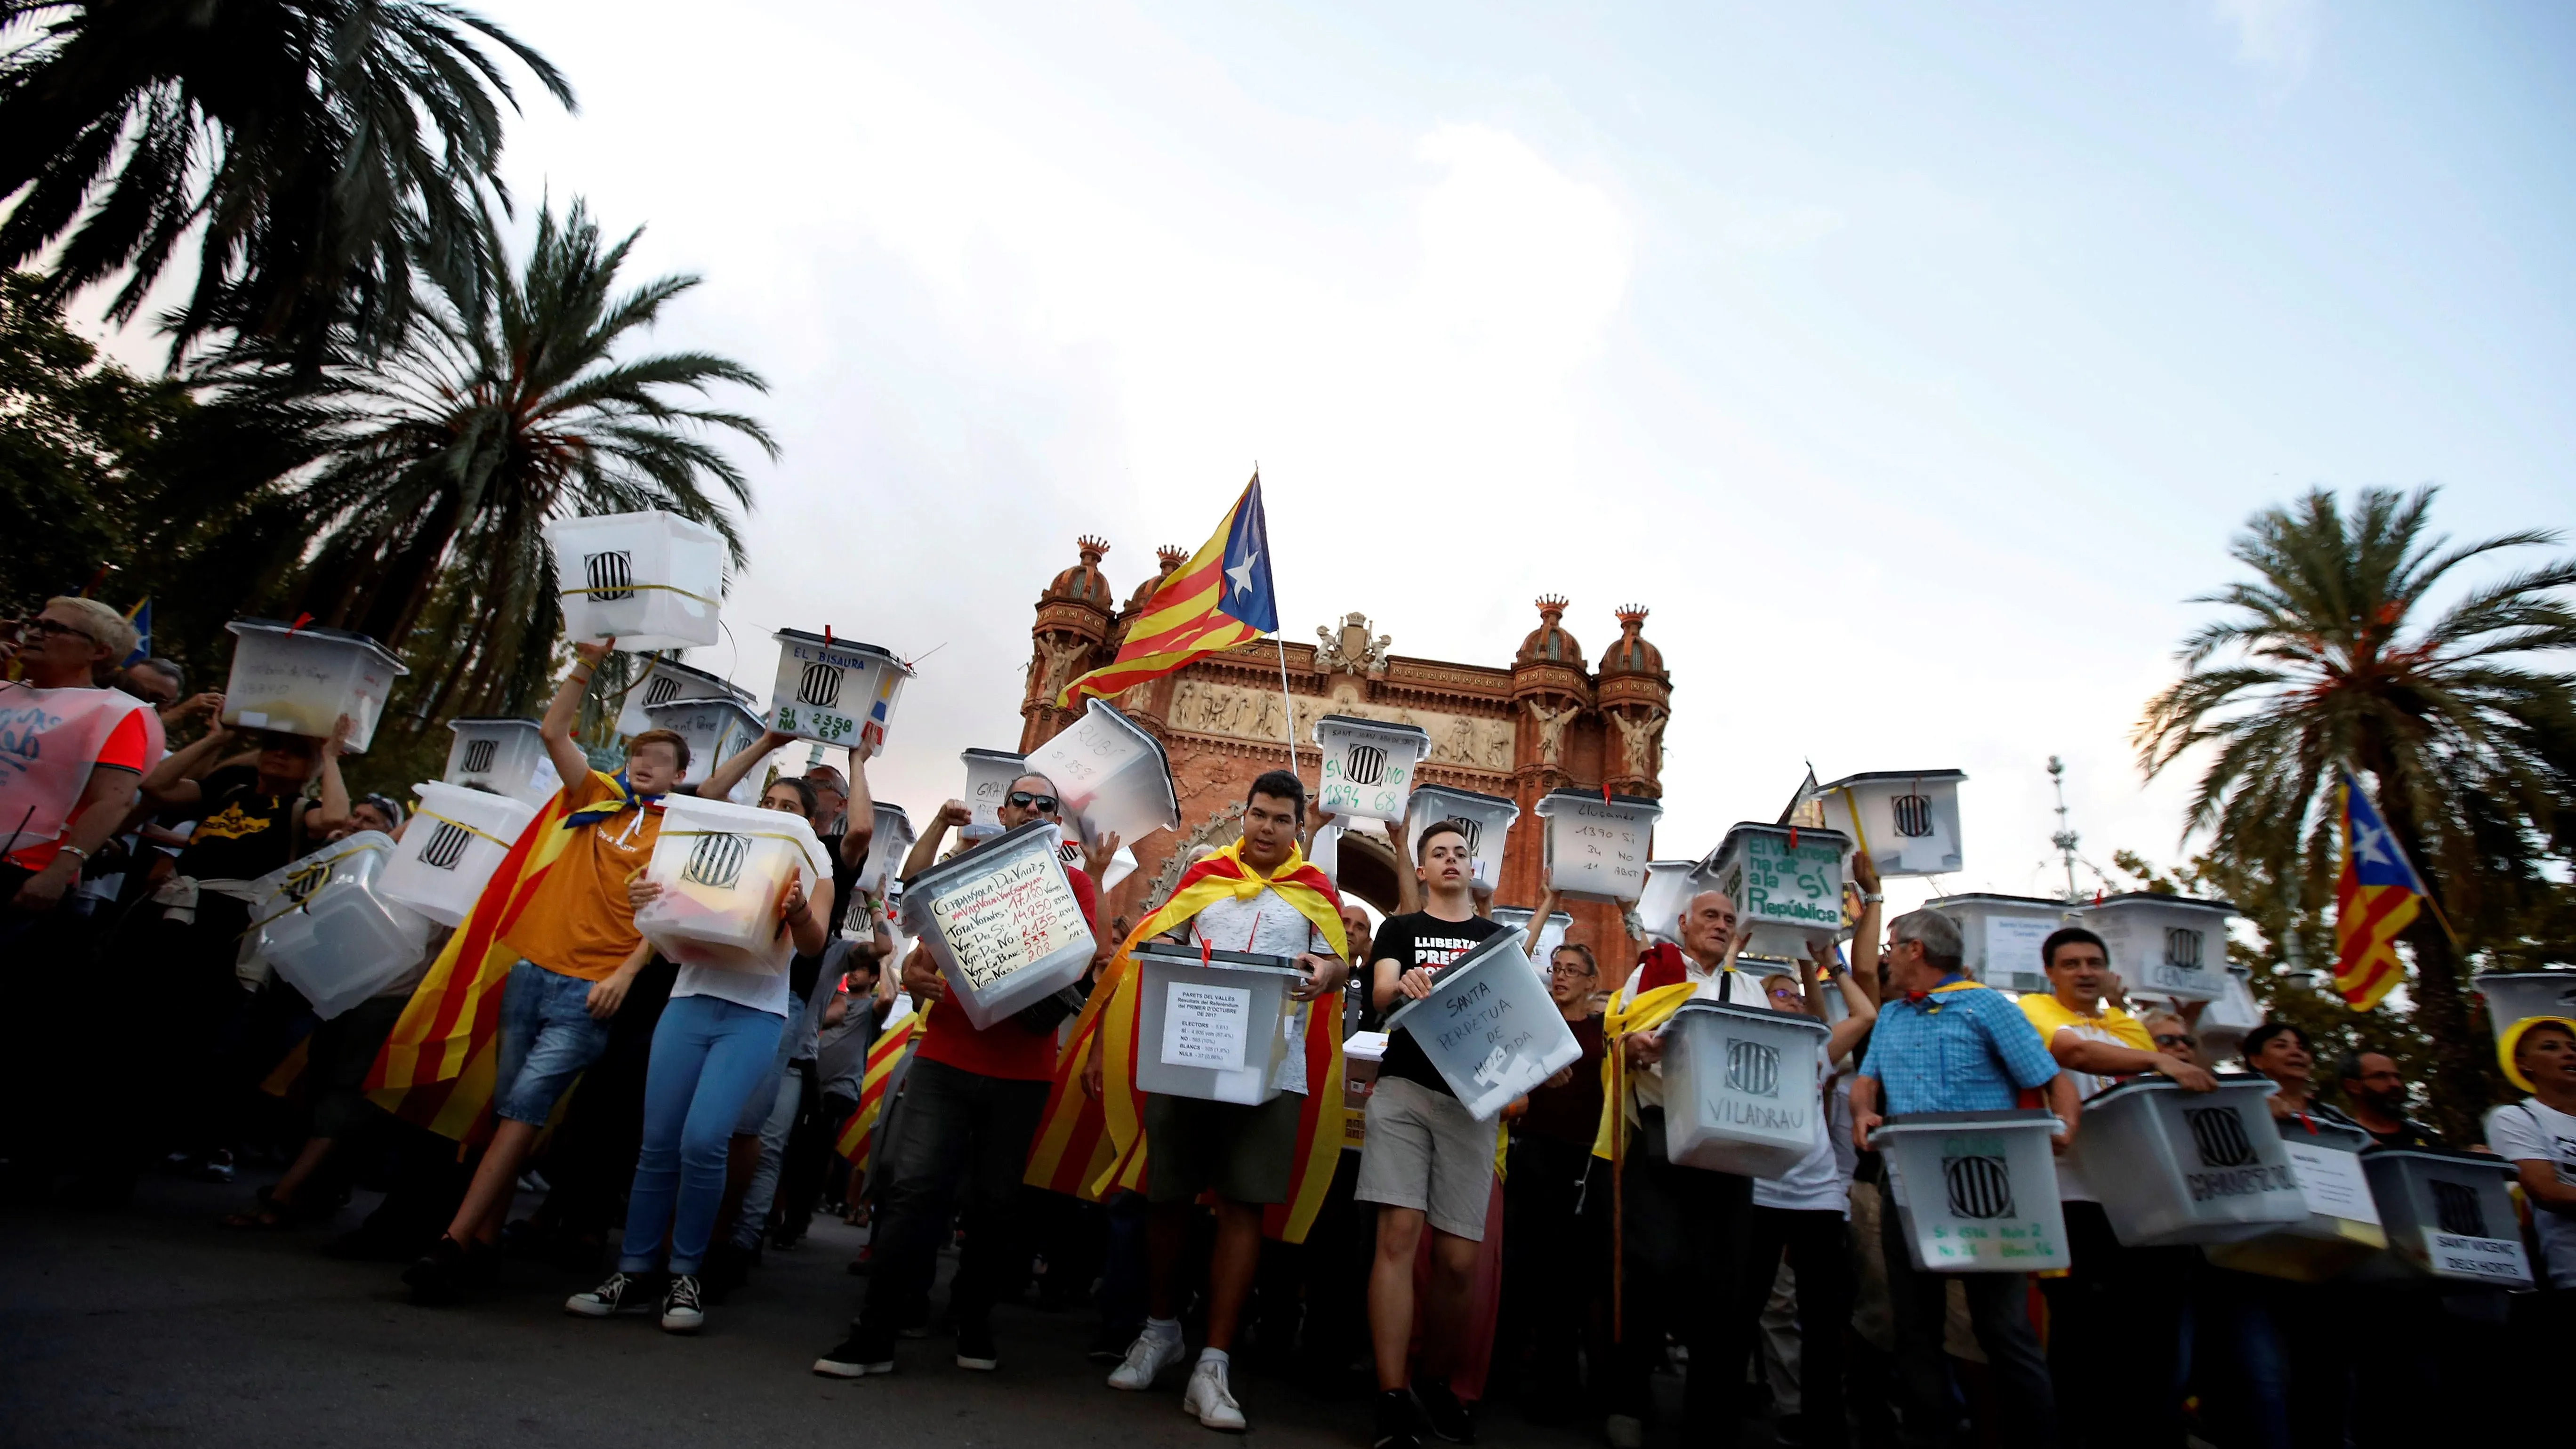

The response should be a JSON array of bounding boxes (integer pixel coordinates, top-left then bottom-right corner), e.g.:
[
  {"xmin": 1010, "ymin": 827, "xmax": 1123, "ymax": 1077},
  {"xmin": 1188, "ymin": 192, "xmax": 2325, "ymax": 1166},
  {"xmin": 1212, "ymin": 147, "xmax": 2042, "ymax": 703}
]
[{"xmin": 1275, "ymin": 636, "xmax": 1298, "ymax": 777}]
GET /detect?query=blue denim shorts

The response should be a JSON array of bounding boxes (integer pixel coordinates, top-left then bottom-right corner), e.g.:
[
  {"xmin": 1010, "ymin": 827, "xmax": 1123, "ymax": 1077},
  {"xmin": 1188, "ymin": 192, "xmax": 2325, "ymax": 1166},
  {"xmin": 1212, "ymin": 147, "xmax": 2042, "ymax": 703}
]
[{"xmin": 492, "ymin": 958, "xmax": 613, "ymax": 1125}]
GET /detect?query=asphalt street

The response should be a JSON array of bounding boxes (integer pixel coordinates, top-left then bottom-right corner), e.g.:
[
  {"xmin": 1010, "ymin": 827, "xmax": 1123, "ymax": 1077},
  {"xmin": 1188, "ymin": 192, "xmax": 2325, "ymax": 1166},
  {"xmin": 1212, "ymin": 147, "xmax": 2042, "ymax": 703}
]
[{"xmin": 2, "ymin": 1175, "xmax": 1637, "ymax": 1449}]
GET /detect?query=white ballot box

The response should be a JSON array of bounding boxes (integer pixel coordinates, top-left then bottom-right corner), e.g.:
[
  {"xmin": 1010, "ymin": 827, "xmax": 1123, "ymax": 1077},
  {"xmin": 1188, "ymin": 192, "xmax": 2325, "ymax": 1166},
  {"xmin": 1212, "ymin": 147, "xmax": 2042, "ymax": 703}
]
[
  {"xmin": 1874, "ymin": 1110, "xmax": 2071, "ymax": 1273},
  {"xmin": 854, "ymin": 802, "xmax": 915, "ymax": 897},
  {"xmin": 616, "ymin": 654, "xmax": 754, "ymax": 738},
  {"xmin": 1404, "ymin": 785, "xmax": 1521, "ymax": 892},
  {"xmin": 243, "ymin": 831, "xmax": 405, "ymax": 977},
  {"xmin": 1134, "ymin": 943, "xmax": 1301, "ymax": 1106},
  {"xmin": 2072, "ymin": 1078, "xmax": 2307, "ymax": 1246},
  {"xmin": 2472, "ymin": 971, "xmax": 2576, "ymax": 1041},
  {"xmin": 2352, "ymin": 1148, "xmax": 2534, "ymax": 1289},
  {"xmin": 382, "ymin": 782, "xmax": 540, "ymax": 926},
  {"xmin": 2204, "ymin": 1117, "xmax": 2388, "ymax": 1283},
  {"xmin": 1707, "ymin": 822, "xmax": 1854, "ymax": 959},
  {"xmin": 1313, "ymin": 715, "xmax": 1432, "ymax": 824},
  {"xmin": 220, "ymin": 619, "xmax": 407, "ymax": 753},
  {"xmin": 1636, "ymin": 859, "xmax": 1715, "ymax": 945},
  {"xmin": 1024, "ymin": 699, "xmax": 1180, "ymax": 847},
  {"xmin": 1533, "ymin": 789, "xmax": 1661, "ymax": 903},
  {"xmin": 1382, "ymin": 929, "xmax": 1582, "ymax": 1121},
  {"xmin": 1490, "ymin": 908, "xmax": 1573, "ymax": 973},
  {"xmin": 2077, "ymin": 894, "xmax": 2234, "ymax": 1003},
  {"xmin": 767, "ymin": 628, "xmax": 911, "ymax": 756},
  {"xmin": 266, "ymin": 879, "xmax": 435, "ymax": 1020},
  {"xmin": 634, "ymin": 793, "xmax": 824, "ymax": 974},
  {"xmin": 900, "ymin": 819, "xmax": 1099, "ymax": 1030},
  {"xmin": 1659, "ymin": 998, "xmax": 1832, "ymax": 1178},
  {"xmin": 443, "ymin": 717, "xmax": 558, "ymax": 807},
  {"xmin": 960, "ymin": 748, "xmax": 1028, "ymax": 841},
  {"xmin": 547, "ymin": 509, "xmax": 725, "ymax": 652},
  {"xmin": 1929, "ymin": 894, "xmax": 2078, "ymax": 994},
  {"xmin": 1815, "ymin": 769, "xmax": 1966, "ymax": 877},
  {"xmin": 644, "ymin": 695, "xmax": 768, "ymax": 805}
]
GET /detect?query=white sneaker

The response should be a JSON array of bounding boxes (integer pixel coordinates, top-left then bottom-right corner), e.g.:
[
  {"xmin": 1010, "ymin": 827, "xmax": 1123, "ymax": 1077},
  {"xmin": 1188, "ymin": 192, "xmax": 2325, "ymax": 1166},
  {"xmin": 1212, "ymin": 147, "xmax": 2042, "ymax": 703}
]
[
  {"xmin": 1107, "ymin": 1329, "xmax": 1187, "ymax": 1391},
  {"xmin": 1183, "ymin": 1359, "xmax": 1247, "ymax": 1432},
  {"xmin": 1603, "ymin": 1412, "xmax": 1644, "ymax": 1449}
]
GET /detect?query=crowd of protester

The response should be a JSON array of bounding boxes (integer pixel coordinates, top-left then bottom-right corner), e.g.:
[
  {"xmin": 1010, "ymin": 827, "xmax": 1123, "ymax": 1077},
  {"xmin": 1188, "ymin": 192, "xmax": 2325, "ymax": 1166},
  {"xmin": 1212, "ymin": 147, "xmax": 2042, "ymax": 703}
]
[{"xmin": 5, "ymin": 595, "xmax": 2573, "ymax": 1448}]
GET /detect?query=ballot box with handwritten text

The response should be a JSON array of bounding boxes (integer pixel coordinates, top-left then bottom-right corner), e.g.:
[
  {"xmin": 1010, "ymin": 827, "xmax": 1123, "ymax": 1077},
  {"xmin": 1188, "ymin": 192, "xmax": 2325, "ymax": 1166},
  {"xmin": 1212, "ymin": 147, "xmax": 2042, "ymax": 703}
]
[
  {"xmin": 900, "ymin": 819, "xmax": 1099, "ymax": 1030},
  {"xmin": 1134, "ymin": 942, "xmax": 1301, "ymax": 1106},
  {"xmin": 1382, "ymin": 928, "xmax": 1582, "ymax": 1121}
]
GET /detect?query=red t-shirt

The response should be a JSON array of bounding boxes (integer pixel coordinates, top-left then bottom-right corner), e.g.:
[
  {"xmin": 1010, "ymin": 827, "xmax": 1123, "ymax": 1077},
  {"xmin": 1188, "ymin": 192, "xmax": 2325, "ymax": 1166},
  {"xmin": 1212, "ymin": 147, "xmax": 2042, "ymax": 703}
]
[
  {"xmin": 6, "ymin": 701, "xmax": 160, "ymax": 871},
  {"xmin": 915, "ymin": 864, "xmax": 1100, "ymax": 1081}
]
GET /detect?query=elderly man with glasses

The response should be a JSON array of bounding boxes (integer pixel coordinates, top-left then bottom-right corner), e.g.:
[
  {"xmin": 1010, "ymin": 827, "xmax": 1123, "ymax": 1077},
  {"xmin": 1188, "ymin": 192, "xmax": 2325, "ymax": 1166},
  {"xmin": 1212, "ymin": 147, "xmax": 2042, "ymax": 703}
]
[
  {"xmin": 1849, "ymin": 908, "xmax": 2075, "ymax": 1449},
  {"xmin": 815, "ymin": 771, "xmax": 1101, "ymax": 1380}
]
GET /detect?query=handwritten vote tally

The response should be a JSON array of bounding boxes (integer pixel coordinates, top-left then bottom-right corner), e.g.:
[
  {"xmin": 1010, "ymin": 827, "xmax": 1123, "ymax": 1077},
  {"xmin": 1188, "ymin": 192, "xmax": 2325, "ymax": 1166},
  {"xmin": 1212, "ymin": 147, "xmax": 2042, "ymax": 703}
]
[
  {"xmin": 1382, "ymin": 928, "xmax": 1583, "ymax": 1121},
  {"xmin": 900, "ymin": 818, "xmax": 1096, "ymax": 1030}
]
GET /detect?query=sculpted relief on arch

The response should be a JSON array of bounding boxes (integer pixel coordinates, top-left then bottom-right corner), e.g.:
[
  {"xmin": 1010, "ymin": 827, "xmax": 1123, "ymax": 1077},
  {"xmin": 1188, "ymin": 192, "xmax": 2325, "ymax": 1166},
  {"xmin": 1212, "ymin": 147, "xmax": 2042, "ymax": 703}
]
[{"xmin": 1167, "ymin": 678, "xmax": 1514, "ymax": 774}]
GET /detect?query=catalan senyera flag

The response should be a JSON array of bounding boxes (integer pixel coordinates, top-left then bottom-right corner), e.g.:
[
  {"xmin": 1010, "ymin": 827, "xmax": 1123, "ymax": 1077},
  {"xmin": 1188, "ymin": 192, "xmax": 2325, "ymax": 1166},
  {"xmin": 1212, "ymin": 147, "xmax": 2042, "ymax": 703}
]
[
  {"xmin": 362, "ymin": 778, "xmax": 594, "ymax": 1138},
  {"xmin": 1052, "ymin": 473, "xmax": 1278, "ymax": 708},
  {"xmin": 1023, "ymin": 837, "xmax": 1348, "ymax": 1244},
  {"xmin": 832, "ymin": 1006, "xmax": 924, "ymax": 1170},
  {"xmin": 2333, "ymin": 770, "xmax": 2427, "ymax": 1012}
]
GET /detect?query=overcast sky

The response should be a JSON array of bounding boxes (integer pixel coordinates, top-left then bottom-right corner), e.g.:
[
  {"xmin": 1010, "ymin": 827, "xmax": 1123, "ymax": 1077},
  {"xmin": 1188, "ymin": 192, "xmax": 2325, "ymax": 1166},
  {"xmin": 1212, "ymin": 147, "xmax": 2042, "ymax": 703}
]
[{"xmin": 109, "ymin": 2, "xmax": 2576, "ymax": 908}]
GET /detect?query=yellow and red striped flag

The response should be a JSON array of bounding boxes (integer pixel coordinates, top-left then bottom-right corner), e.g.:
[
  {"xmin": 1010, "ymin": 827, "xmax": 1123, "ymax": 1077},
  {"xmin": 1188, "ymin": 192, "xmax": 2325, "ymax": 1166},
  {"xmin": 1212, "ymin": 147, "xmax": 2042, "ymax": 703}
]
[
  {"xmin": 2333, "ymin": 770, "xmax": 2428, "ymax": 1011},
  {"xmin": 833, "ymin": 1006, "xmax": 924, "ymax": 1171},
  {"xmin": 1053, "ymin": 473, "xmax": 1278, "ymax": 708}
]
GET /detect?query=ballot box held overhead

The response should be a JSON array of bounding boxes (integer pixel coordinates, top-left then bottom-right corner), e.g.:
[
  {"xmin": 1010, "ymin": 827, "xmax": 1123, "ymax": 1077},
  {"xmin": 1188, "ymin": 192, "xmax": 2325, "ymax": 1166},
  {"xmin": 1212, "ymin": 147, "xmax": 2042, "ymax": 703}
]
[
  {"xmin": 2077, "ymin": 893, "xmax": 2234, "ymax": 1003},
  {"xmin": 960, "ymin": 748, "xmax": 1028, "ymax": 841},
  {"xmin": 1707, "ymin": 822, "xmax": 1853, "ymax": 958},
  {"xmin": 547, "ymin": 509, "xmax": 726, "ymax": 652},
  {"xmin": 768, "ymin": 629, "xmax": 911, "ymax": 755},
  {"xmin": 1636, "ymin": 859, "xmax": 1715, "ymax": 945},
  {"xmin": 221, "ymin": 619, "xmax": 407, "ymax": 753},
  {"xmin": 644, "ymin": 695, "xmax": 768, "ymax": 805},
  {"xmin": 2203, "ymin": 1116, "xmax": 2387, "ymax": 1283},
  {"xmin": 1491, "ymin": 908, "xmax": 1573, "ymax": 974},
  {"xmin": 1382, "ymin": 928, "xmax": 1582, "ymax": 1121},
  {"xmin": 1533, "ymin": 789, "xmax": 1661, "ymax": 904},
  {"xmin": 1404, "ymin": 785, "xmax": 1521, "ymax": 892},
  {"xmin": 2352, "ymin": 1148, "xmax": 2533, "ymax": 1289},
  {"xmin": 616, "ymin": 654, "xmax": 754, "ymax": 738},
  {"xmin": 853, "ymin": 803, "xmax": 914, "ymax": 898},
  {"xmin": 1134, "ymin": 943, "xmax": 1301, "ymax": 1106},
  {"xmin": 1659, "ymin": 998, "xmax": 1832, "ymax": 1178},
  {"xmin": 900, "ymin": 819, "xmax": 1099, "ymax": 1030},
  {"xmin": 1024, "ymin": 699, "xmax": 1180, "ymax": 847},
  {"xmin": 1874, "ymin": 1110, "xmax": 2071, "ymax": 1273},
  {"xmin": 381, "ymin": 781, "xmax": 540, "ymax": 926},
  {"xmin": 443, "ymin": 718, "xmax": 558, "ymax": 807},
  {"xmin": 1814, "ymin": 770, "xmax": 1966, "ymax": 877},
  {"xmin": 1928, "ymin": 894, "xmax": 2074, "ymax": 995},
  {"xmin": 2070, "ymin": 1078, "xmax": 2306, "ymax": 1246},
  {"xmin": 1313, "ymin": 715, "xmax": 1432, "ymax": 824},
  {"xmin": 634, "ymin": 793, "xmax": 825, "ymax": 974},
  {"xmin": 2471, "ymin": 971, "xmax": 2576, "ymax": 1041}
]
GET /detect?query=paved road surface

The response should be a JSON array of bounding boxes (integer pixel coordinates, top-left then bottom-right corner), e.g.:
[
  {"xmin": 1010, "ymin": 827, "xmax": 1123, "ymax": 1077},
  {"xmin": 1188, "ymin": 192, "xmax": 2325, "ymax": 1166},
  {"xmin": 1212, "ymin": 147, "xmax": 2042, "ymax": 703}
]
[{"xmin": 4, "ymin": 1175, "xmax": 1639, "ymax": 1449}]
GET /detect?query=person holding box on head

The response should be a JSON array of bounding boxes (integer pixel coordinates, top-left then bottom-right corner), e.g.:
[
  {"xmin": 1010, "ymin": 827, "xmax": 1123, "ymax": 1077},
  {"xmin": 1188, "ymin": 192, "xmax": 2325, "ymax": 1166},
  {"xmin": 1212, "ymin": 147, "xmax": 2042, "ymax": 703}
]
[
  {"xmin": 813, "ymin": 772, "xmax": 1097, "ymax": 1379},
  {"xmin": 2017, "ymin": 925, "xmax": 2216, "ymax": 1449},
  {"xmin": 1591, "ymin": 886, "xmax": 1772, "ymax": 1449},
  {"xmin": 1033, "ymin": 769, "xmax": 1346, "ymax": 1433},
  {"xmin": 1359, "ymin": 819, "xmax": 1506, "ymax": 1449},
  {"xmin": 1848, "ymin": 907, "xmax": 2073, "ymax": 1449},
  {"xmin": 402, "ymin": 636, "xmax": 690, "ymax": 1304}
]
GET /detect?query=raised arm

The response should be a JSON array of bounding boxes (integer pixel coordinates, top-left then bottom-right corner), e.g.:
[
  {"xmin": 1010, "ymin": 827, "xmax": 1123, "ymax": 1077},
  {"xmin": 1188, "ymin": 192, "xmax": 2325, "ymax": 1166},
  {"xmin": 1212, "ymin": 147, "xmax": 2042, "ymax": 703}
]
[
  {"xmin": 1381, "ymin": 819, "xmax": 1421, "ymax": 914},
  {"xmin": 308, "ymin": 716, "xmax": 354, "ymax": 835},
  {"xmin": 1805, "ymin": 939, "xmax": 1879, "ymax": 1062},
  {"xmin": 542, "ymin": 639, "xmax": 614, "ymax": 789},
  {"xmin": 1526, "ymin": 886, "xmax": 1562, "ymax": 960},
  {"xmin": 900, "ymin": 800, "xmax": 970, "ymax": 883},
  {"xmin": 1847, "ymin": 851, "xmax": 1885, "ymax": 1005},
  {"xmin": 141, "ymin": 725, "xmax": 240, "ymax": 806},
  {"xmin": 837, "ymin": 756, "xmax": 877, "ymax": 868},
  {"xmin": 702, "ymin": 727, "xmax": 793, "ymax": 805}
]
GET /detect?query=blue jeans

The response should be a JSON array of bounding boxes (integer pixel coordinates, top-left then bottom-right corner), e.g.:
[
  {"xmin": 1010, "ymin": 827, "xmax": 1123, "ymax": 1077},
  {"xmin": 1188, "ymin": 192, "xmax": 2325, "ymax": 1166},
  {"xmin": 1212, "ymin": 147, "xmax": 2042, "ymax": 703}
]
[
  {"xmin": 493, "ymin": 958, "xmax": 614, "ymax": 1125},
  {"xmin": 619, "ymin": 994, "xmax": 785, "ymax": 1275}
]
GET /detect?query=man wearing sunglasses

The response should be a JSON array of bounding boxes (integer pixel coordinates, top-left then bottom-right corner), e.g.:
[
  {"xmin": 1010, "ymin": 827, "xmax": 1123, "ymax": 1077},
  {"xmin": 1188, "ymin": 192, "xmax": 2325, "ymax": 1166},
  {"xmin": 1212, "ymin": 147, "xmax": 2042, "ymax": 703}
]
[{"xmin": 816, "ymin": 772, "xmax": 1098, "ymax": 1380}]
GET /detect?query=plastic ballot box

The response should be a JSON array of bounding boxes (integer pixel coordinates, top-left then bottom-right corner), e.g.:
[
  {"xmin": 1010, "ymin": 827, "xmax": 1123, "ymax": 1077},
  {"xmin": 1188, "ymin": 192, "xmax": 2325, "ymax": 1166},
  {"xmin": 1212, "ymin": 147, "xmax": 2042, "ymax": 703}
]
[
  {"xmin": 1133, "ymin": 943, "xmax": 1301, "ymax": 1106},
  {"xmin": 1874, "ymin": 1110, "xmax": 2072, "ymax": 1273},
  {"xmin": 1658, "ymin": 998, "xmax": 1832, "ymax": 1177},
  {"xmin": 899, "ymin": 819, "xmax": 1098, "ymax": 1030},
  {"xmin": 2070, "ymin": 1077, "xmax": 2307, "ymax": 1246},
  {"xmin": 1382, "ymin": 929, "xmax": 1582, "ymax": 1121}
]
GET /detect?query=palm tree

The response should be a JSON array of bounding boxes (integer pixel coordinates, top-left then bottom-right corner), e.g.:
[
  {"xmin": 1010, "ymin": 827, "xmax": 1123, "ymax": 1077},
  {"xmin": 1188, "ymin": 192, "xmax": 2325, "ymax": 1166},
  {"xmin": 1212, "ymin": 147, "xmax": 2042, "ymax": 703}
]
[
  {"xmin": 209, "ymin": 197, "xmax": 773, "ymax": 722},
  {"xmin": 0, "ymin": 0, "xmax": 572, "ymax": 366},
  {"xmin": 2136, "ymin": 486, "xmax": 2576, "ymax": 1135}
]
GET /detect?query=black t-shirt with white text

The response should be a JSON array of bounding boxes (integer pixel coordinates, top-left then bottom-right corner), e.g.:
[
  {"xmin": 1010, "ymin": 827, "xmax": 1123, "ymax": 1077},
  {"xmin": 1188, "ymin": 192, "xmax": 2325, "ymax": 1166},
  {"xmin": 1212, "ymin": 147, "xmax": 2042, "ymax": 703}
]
[{"xmin": 1373, "ymin": 910, "xmax": 1506, "ymax": 1098}]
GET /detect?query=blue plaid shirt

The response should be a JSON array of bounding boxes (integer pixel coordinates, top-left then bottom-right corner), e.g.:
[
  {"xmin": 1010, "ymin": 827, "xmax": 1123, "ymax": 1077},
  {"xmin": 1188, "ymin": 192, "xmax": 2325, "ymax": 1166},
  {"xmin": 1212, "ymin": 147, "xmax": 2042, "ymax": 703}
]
[{"xmin": 1859, "ymin": 977, "xmax": 2060, "ymax": 1115}]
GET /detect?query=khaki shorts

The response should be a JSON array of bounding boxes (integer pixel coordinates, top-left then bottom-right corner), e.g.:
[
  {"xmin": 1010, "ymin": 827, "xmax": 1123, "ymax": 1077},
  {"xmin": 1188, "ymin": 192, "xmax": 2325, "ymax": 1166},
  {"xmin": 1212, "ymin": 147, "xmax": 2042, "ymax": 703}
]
[
  {"xmin": 1355, "ymin": 1076, "xmax": 1499, "ymax": 1240},
  {"xmin": 1143, "ymin": 1089, "xmax": 1305, "ymax": 1206}
]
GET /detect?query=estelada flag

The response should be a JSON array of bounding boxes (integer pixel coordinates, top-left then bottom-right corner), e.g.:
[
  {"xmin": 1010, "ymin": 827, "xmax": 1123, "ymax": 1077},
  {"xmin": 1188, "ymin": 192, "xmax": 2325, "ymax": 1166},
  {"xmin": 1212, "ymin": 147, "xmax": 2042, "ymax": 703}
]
[
  {"xmin": 362, "ymin": 777, "xmax": 597, "ymax": 1138},
  {"xmin": 2334, "ymin": 770, "xmax": 2427, "ymax": 1011},
  {"xmin": 832, "ymin": 1006, "xmax": 924, "ymax": 1169},
  {"xmin": 1022, "ymin": 836, "xmax": 1348, "ymax": 1244},
  {"xmin": 1053, "ymin": 473, "xmax": 1278, "ymax": 708}
]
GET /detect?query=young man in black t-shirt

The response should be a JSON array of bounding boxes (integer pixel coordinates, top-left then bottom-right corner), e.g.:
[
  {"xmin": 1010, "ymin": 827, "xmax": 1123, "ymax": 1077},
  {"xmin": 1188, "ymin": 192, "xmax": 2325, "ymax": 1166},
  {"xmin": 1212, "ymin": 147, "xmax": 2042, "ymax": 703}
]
[{"xmin": 1359, "ymin": 820, "xmax": 1506, "ymax": 1449}]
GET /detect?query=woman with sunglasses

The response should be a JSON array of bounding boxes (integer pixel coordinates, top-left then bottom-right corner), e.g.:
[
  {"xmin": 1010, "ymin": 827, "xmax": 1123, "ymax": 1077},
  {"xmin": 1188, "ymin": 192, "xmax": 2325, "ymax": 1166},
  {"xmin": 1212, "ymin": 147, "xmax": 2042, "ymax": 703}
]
[{"xmin": 569, "ymin": 774, "xmax": 831, "ymax": 1333}]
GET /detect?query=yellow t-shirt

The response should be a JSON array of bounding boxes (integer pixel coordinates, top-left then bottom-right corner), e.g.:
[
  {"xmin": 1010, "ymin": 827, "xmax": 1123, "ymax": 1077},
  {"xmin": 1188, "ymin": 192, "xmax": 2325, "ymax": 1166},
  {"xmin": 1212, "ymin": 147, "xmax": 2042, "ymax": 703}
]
[
  {"xmin": 2017, "ymin": 993, "xmax": 2154, "ymax": 1100},
  {"xmin": 500, "ymin": 772, "xmax": 662, "ymax": 983}
]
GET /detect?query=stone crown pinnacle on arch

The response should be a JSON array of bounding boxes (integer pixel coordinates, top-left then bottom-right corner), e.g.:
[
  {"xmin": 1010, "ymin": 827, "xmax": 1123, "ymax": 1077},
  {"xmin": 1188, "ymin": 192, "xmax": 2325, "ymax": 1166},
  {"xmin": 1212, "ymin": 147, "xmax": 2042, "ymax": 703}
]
[
  {"xmin": 1600, "ymin": 604, "xmax": 1664, "ymax": 678},
  {"xmin": 1043, "ymin": 535, "xmax": 1119, "ymax": 611},
  {"xmin": 1516, "ymin": 594, "xmax": 1582, "ymax": 667}
]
